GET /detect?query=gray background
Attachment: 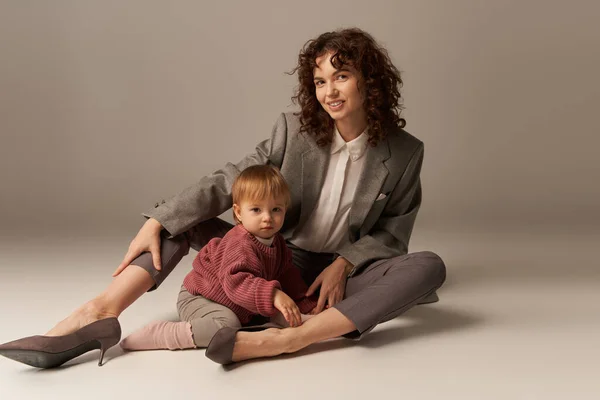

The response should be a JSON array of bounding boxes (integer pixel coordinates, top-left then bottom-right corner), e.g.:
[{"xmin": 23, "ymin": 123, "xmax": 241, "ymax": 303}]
[
  {"xmin": 1, "ymin": 0, "xmax": 597, "ymax": 238},
  {"xmin": 1, "ymin": 2, "xmax": 599, "ymax": 399}
]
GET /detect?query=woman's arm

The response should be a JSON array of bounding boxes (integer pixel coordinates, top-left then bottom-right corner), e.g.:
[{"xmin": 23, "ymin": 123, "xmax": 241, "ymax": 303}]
[{"xmin": 143, "ymin": 113, "xmax": 289, "ymax": 238}]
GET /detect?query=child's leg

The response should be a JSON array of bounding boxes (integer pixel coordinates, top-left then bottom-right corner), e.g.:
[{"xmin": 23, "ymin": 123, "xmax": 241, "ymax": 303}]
[
  {"xmin": 120, "ymin": 285, "xmax": 241, "ymax": 351},
  {"xmin": 120, "ymin": 320, "xmax": 195, "ymax": 351},
  {"xmin": 176, "ymin": 285, "xmax": 241, "ymax": 347}
]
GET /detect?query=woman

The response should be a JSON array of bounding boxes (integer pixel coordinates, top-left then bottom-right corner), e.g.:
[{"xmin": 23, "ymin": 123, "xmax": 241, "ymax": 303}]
[{"xmin": 0, "ymin": 27, "xmax": 445, "ymax": 368}]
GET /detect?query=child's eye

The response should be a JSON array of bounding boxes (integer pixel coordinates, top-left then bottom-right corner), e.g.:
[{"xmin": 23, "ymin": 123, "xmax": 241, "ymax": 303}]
[
  {"xmin": 250, "ymin": 208, "xmax": 260, "ymax": 213},
  {"xmin": 273, "ymin": 207, "xmax": 282, "ymax": 212}
]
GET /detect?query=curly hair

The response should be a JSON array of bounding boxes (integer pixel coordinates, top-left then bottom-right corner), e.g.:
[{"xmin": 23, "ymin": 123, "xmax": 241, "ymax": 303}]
[{"xmin": 288, "ymin": 28, "xmax": 406, "ymax": 147}]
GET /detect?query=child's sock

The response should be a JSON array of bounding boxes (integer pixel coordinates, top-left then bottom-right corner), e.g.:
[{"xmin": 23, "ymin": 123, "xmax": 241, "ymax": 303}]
[{"xmin": 119, "ymin": 321, "xmax": 195, "ymax": 351}]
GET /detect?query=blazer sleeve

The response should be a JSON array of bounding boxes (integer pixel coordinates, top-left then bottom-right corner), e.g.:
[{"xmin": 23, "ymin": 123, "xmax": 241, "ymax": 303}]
[
  {"xmin": 142, "ymin": 113, "xmax": 289, "ymax": 237},
  {"xmin": 336, "ymin": 143, "xmax": 424, "ymax": 277}
]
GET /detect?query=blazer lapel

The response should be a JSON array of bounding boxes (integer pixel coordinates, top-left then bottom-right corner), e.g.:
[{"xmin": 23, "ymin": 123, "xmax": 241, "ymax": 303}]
[
  {"xmin": 297, "ymin": 134, "xmax": 329, "ymax": 230},
  {"xmin": 349, "ymin": 137, "xmax": 391, "ymax": 232}
]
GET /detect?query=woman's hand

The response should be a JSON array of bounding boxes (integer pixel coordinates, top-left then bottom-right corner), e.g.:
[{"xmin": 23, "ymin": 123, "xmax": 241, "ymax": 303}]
[
  {"xmin": 273, "ymin": 289, "xmax": 302, "ymax": 327},
  {"xmin": 306, "ymin": 257, "xmax": 353, "ymax": 314},
  {"xmin": 112, "ymin": 218, "xmax": 164, "ymax": 277}
]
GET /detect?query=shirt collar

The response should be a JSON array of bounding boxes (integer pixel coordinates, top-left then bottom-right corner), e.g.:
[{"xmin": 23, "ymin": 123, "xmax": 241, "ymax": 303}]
[
  {"xmin": 330, "ymin": 126, "xmax": 369, "ymax": 161},
  {"xmin": 255, "ymin": 235, "xmax": 274, "ymax": 247}
]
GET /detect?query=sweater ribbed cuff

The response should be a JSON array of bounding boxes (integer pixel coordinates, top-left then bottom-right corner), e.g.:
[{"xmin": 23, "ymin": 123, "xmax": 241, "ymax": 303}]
[
  {"xmin": 255, "ymin": 280, "xmax": 281, "ymax": 317},
  {"xmin": 296, "ymin": 296, "xmax": 318, "ymax": 314}
]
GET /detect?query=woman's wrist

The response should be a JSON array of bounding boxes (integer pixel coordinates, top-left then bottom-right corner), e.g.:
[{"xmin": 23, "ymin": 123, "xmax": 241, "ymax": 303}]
[
  {"xmin": 335, "ymin": 256, "xmax": 354, "ymax": 277},
  {"xmin": 147, "ymin": 218, "xmax": 163, "ymax": 231}
]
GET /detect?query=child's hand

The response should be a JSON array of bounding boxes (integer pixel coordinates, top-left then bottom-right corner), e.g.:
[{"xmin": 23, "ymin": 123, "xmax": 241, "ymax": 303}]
[{"xmin": 273, "ymin": 289, "xmax": 302, "ymax": 327}]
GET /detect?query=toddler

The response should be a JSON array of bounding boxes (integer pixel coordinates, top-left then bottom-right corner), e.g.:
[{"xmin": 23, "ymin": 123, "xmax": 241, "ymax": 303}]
[{"xmin": 120, "ymin": 165, "xmax": 317, "ymax": 350}]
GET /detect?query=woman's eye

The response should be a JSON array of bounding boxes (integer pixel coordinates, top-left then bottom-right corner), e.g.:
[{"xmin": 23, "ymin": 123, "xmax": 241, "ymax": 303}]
[
  {"xmin": 337, "ymin": 74, "xmax": 347, "ymax": 80},
  {"xmin": 315, "ymin": 80, "xmax": 324, "ymax": 86}
]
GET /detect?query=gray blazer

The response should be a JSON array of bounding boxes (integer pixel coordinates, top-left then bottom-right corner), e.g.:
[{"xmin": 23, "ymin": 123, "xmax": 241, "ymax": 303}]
[{"xmin": 144, "ymin": 112, "xmax": 424, "ymax": 277}]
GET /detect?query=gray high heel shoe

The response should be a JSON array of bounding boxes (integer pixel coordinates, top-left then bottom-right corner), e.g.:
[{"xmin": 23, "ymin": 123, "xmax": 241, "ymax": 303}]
[
  {"xmin": 417, "ymin": 291, "xmax": 439, "ymax": 305},
  {"xmin": 205, "ymin": 322, "xmax": 280, "ymax": 365},
  {"xmin": 0, "ymin": 318, "xmax": 121, "ymax": 368}
]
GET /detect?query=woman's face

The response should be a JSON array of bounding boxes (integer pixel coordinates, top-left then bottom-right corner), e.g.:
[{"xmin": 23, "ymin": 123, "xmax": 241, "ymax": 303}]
[{"xmin": 313, "ymin": 52, "xmax": 366, "ymax": 128}]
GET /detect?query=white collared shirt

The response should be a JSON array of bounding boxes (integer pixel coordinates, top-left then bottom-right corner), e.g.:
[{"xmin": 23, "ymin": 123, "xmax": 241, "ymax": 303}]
[
  {"xmin": 289, "ymin": 127, "xmax": 369, "ymax": 253},
  {"xmin": 255, "ymin": 235, "xmax": 274, "ymax": 247}
]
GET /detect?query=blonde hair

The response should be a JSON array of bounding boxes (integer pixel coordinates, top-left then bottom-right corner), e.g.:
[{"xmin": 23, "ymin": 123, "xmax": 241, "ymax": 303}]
[{"xmin": 231, "ymin": 165, "xmax": 291, "ymax": 224}]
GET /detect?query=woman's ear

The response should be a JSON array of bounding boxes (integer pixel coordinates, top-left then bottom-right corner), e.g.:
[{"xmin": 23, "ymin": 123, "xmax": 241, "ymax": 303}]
[{"xmin": 233, "ymin": 203, "xmax": 242, "ymax": 223}]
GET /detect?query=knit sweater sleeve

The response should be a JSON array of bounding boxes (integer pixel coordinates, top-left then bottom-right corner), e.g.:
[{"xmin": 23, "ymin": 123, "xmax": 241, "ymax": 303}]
[
  {"xmin": 278, "ymin": 245, "xmax": 318, "ymax": 314},
  {"xmin": 220, "ymin": 237, "xmax": 281, "ymax": 317}
]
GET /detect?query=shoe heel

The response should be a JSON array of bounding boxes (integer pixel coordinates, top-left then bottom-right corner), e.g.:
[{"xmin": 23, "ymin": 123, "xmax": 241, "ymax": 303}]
[
  {"xmin": 98, "ymin": 346, "xmax": 107, "ymax": 367},
  {"xmin": 0, "ymin": 317, "xmax": 122, "ymax": 369},
  {"xmin": 97, "ymin": 337, "xmax": 119, "ymax": 367}
]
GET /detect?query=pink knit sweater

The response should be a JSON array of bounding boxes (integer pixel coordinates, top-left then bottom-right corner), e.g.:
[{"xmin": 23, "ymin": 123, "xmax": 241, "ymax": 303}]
[{"xmin": 183, "ymin": 224, "xmax": 318, "ymax": 324}]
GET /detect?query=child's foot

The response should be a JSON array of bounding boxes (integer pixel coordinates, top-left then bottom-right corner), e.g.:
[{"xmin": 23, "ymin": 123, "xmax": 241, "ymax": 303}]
[{"xmin": 120, "ymin": 321, "xmax": 195, "ymax": 351}]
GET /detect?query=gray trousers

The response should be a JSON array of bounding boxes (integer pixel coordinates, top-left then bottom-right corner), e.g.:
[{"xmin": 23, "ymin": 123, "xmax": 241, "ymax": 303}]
[
  {"xmin": 132, "ymin": 218, "xmax": 446, "ymax": 341},
  {"xmin": 175, "ymin": 284, "xmax": 242, "ymax": 347}
]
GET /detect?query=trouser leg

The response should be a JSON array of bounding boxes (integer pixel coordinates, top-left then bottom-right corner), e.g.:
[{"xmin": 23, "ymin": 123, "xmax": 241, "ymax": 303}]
[
  {"xmin": 176, "ymin": 285, "xmax": 241, "ymax": 347},
  {"xmin": 333, "ymin": 251, "xmax": 447, "ymax": 339},
  {"xmin": 130, "ymin": 218, "xmax": 234, "ymax": 291}
]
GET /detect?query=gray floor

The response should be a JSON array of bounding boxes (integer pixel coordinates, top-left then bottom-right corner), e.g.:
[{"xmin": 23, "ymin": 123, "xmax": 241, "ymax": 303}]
[{"xmin": 0, "ymin": 228, "xmax": 598, "ymax": 400}]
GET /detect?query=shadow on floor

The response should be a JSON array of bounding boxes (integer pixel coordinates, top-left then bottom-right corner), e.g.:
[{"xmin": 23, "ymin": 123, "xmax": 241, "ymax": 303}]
[{"xmin": 224, "ymin": 305, "xmax": 481, "ymax": 370}]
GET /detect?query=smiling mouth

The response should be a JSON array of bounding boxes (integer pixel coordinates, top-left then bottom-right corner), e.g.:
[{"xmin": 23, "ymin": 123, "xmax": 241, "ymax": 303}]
[{"xmin": 327, "ymin": 100, "xmax": 344, "ymax": 111}]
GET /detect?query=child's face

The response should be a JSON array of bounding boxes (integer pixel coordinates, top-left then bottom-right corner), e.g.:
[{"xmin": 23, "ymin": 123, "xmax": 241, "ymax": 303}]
[{"xmin": 233, "ymin": 196, "xmax": 287, "ymax": 239}]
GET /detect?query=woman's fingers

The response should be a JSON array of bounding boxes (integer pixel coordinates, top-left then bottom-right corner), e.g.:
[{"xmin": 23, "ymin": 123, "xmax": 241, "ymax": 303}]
[
  {"xmin": 150, "ymin": 240, "xmax": 162, "ymax": 271},
  {"xmin": 306, "ymin": 274, "xmax": 323, "ymax": 297},
  {"xmin": 327, "ymin": 287, "xmax": 343, "ymax": 308},
  {"xmin": 314, "ymin": 290, "xmax": 328, "ymax": 314},
  {"xmin": 112, "ymin": 249, "xmax": 135, "ymax": 277},
  {"xmin": 112, "ymin": 218, "xmax": 164, "ymax": 277},
  {"xmin": 112, "ymin": 264, "xmax": 126, "ymax": 277}
]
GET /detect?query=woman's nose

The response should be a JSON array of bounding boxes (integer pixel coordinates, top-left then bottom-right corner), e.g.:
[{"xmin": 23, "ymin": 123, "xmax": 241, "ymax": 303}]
[{"xmin": 326, "ymin": 84, "xmax": 338, "ymax": 97}]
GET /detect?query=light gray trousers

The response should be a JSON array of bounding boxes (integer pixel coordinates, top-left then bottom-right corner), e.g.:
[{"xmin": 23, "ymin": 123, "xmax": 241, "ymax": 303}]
[{"xmin": 131, "ymin": 218, "xmax": 446, "ymax": 345}]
